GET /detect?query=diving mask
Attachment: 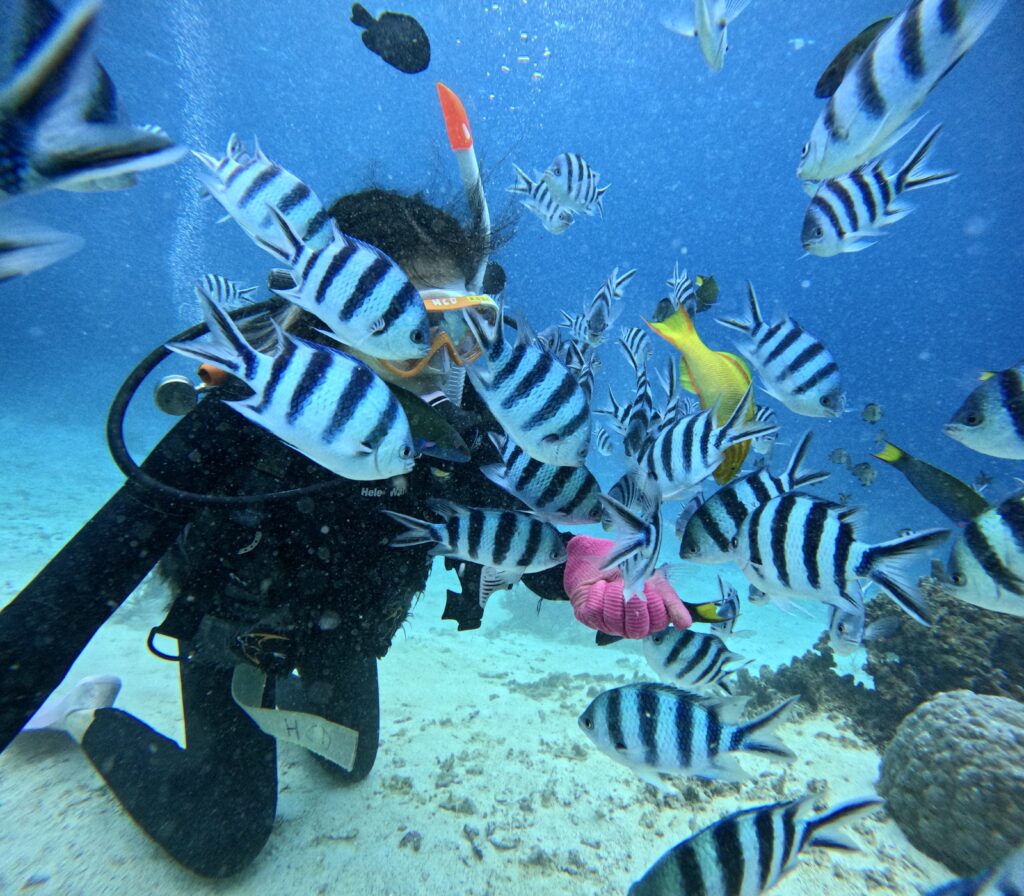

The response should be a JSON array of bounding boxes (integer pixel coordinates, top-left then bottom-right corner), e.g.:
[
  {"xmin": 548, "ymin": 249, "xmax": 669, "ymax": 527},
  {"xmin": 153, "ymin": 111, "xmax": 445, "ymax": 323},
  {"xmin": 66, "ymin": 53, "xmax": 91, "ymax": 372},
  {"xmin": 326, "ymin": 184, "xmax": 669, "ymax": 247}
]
[{"xmin": 378, "ymin": 291, "xmax": 498, "ymax": 379}]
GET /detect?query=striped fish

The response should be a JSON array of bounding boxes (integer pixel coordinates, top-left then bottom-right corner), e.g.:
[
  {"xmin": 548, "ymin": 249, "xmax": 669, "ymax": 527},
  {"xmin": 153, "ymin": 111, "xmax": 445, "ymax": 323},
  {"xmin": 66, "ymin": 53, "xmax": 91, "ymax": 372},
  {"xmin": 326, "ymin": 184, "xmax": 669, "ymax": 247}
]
[
  {"xmin": 680, "ymin": 431, "xmax": 828, "ymax": 565},
  {"xmin": 622, "ymin": 344, "xmax": 655, "ymax": 458},
  {"xmin": 717, "ymin": 283, "xmax": 845, "ymax": 418},
  {"xmin": 579, "ymin": 684, "xmax": 798, "ymax": 783},
  {"xmin": 709, "ymin": 576, "xmax": 742, "ymax": 638},
  {"xmin": 598, "ymin": 387, "xmax": 631, "ymax": 436},
  {"xmin": 944, "ymin": 492, "xmax": 1024, "ymax": 617},
  {"xmin": 166, "ymin": 286, "xmax": 415, "ymax": 482},
  {"xmin": 628, "ymin": 796, "xmax": 881, "ymax": 896},
  {"xmin": 595, "ymin": 426, "xmax": 615, "ymax": 456},
  {"xmin": 661, "ymin": 0, "xmax": 753, "ymax": 73},
  {"xmin": 736, "ymin": 492, "xmax": 949, "ymax": 624},
  {"xmin": 945, "ymin": 361, "xmax": 1024, "ymax": 460},
  {"xmin": 193, "ymin": 135, "xmax": 333, "ymax": 253},
  {"xmin": 541, "ymin": 152, "xmax": 609, "ymax": 217},
  {"xmin": 0, "ymin": 0, "xmax": 184, "ymax": 198},
  {"xmin": 381, "ymin": 499, "xmax": 566, "ymax": 606},
  {"xmin": 509, "ymin": 165, "xmax": 575, "ymax": 234},
  {"xmin": 803, "ymin": 124, "xmax": 957, "ymax": 256},
  {"xmin": 256, "ymin": 207, "xmax": 430, "ymax": 362},
  {"xmin": 599, "ymin": 475, "xmax": 663, "ymax": 601},
  {"xmin": 751, "ymin": 405, "xmax": 780, "ymax": 456},
  {"xmin": 461, "ymin": 304, "xmax": 592, "ymax": 467},
  {"xmin": 583, "ymin": 267, "xmax": 636, "ymax": 346},
  {"xmin": 479, "ymin": 432, "xmax": 604, "ymax": 525},
  {"xmin": 195, "ymin": 274, "xmax": 258, "ymax": 308},
  {"xmin": 797, "ymin": 0, "xmax": 1007, "ymax": 181},
  {"xmin": 638, "ymin": 385, "xmax": 778, "ymax": 498},
  {"xmin": 564, "ymin": 340, "xmax": 600, "ymax": 402},
  {"xmin": 667, "ymin": 263, "xmax": 697, "ymax": 313},
  {"xmin": 643, "ymin": 627, "xmax": 744, "ymax": 694}
]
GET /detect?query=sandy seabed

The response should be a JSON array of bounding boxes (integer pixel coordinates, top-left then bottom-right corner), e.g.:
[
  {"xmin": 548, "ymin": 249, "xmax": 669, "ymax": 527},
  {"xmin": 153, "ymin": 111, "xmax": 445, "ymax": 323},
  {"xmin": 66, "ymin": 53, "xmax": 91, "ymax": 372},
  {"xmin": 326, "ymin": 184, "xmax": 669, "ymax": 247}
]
[{"xmin": 0, "ymin": 412, "xmax": 956, "ymax": 896}]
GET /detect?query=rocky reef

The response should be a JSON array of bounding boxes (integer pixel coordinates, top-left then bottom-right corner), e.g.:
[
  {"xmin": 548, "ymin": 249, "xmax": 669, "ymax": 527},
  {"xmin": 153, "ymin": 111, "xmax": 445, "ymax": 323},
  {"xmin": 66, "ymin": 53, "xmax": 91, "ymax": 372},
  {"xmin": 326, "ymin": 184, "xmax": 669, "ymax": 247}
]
[{"xmin": 733, "ymin": 578, "xmax": 1024, "ymax": 749}]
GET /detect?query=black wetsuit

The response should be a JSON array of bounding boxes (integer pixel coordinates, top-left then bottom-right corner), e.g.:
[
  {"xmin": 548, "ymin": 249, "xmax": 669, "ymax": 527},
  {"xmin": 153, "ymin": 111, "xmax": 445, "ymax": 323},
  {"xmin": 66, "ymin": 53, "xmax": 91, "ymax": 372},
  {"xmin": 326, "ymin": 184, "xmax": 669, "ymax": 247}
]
[{"xmin": 0, "ymin": 391, "xmax": 567, "ymax": 877}]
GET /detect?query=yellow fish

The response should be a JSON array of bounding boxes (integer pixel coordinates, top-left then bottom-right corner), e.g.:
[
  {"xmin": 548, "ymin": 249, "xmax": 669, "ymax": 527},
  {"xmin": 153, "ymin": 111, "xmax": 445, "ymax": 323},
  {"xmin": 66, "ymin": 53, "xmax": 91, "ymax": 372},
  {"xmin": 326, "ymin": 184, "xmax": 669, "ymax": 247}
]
[{"xmin": 647, "ymin": 303, "xmax": 753, "ymax": 484}]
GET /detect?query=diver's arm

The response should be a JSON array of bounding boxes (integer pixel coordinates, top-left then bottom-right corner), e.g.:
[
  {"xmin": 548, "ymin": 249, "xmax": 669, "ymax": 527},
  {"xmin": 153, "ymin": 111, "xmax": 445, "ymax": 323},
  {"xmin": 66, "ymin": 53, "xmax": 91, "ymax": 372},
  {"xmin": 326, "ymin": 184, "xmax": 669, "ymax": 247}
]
[{"xmin": 0, "ymin": 399, "xmax": 237, "ymax": 753}]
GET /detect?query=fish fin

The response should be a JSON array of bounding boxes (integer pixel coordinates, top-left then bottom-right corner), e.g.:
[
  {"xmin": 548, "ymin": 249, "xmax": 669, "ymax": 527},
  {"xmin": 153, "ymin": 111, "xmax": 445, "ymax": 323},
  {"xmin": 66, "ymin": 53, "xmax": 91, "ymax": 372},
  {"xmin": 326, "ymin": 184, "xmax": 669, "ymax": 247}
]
[
  {"xmin": 478, "ymin": 463, "xmax": 513, "ymax": 494},
  {"xmin": 844, "ymin": 239, "xmax": 877, "ymax": 253},
  {"xmin": 379, "ymin": 509, "xmax": 440, "ymax": 548},
  {"xmin": 739, "ymin": 694, "xmax": 800, "ymax": 760},
  {"xmin": 479, "ymin": 567, "xmax": 520, "ymax": 608},
  {"xmin": 660, "ymin": 10, "xmax": 696, "ymax": 37},
  {"xmin": 646, "ymin": 304, "xmax": 697, "ymax": 353},
  {"xmin": 166, "ymin": 286, "xmax": 260, "ymax": 379},
  {"xmin": 786, "ymin": 430, "xmax": 830, "ymax": 489},
  {"xmin": 0, "ymin": 215, "xmax": 83, "ymax": 280},
  {"xmin": 425, "ymin": 498, "xmax": 464, "ymax": 519},
  {"xmin": 597, "ymin": 494, "xmax": 652, "ymax": 570},
  {"xmin": 368, "ymin": 316, "xmax": 386, "ymax": 335},
  {"xmin": 864, "ymin": 617, "xmax": 901, "ymax": 642},
  {"xmin": 805, "ymin": 797, "xmax": 882, "ymax": 852},
  {"xmin": 702, "ymin": 753, "xmax": 749, "ymax": 783},
  {"xmin": 252, "ymin": 204, "xmax": 303, "ymax": 265},
  {"xmin": 871, "ymin": 114, "xmax": 926, "ymax": 164},
  {"xmin": 350, "ymin": 3, "xmax": 376, "ymax": 29},
  {"xmin": 595, "ymin": 184, "xmax": 610, "ymax": 218},
  {"xmin": 801, "ymin": 179, "xmax": 820, "ymax": 197},
  {"xmin": 896, "ymin": 124, "xmax": 958, "ymax": 193},
  {"xmin": 858, "ymin": 528, "xmax": 951, "ymax": 625},
  {"xmin": 725, "ymin": 0, "xmax": 753, "ymax": 23}
]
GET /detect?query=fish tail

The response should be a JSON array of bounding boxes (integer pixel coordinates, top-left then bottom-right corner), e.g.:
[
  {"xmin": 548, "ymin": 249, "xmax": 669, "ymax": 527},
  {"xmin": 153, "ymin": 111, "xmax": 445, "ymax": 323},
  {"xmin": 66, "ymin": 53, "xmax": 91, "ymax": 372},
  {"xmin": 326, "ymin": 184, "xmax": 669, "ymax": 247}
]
[
  {"xmin": 786, "ymin": 431, "xmax": 829, "ymax": 489},
  {"xmin": 597, "ymin": 493, "xmax": 652, "ymax": 570},
  {"xmin": 509, "ymin": 164, "xmax": 534, "ymax": 195},
  {"xmin": 646, "ymin": 304, "xmax": 697, "ymax": 353},
  {"xmin": 804, "ymin": 797, "xmax": 882, "ymax": 852},
  {"xmin": 896, "ymin": 125, "xmax": 958, "ymax": 194},
  {"xmin": 165, "ymin": 287, "xmax": 261, "ymax": 380},
  {"xmin": 350, "ymin": 3, "xmax": 375, "ymax": 28},
  {"xmin": 873, "ymin": 441, "xmax": 906, "ymax": 465},
  {"xmin": 716, "ymin": 281, "xmax": 763, "ymax": 336},
  {"xmin": 379, "ymin": 509, "xmax": 443, "ymax": 549},
  {"xmin": 257, "ymin": 205, "xmax": 304, "ymax": 266},
  {"xmin": 739, "ymin": 694, "xmax": 799, "ymax": 759},
  {"xmin": 857, "ymin": 529, "xmax": 951, "ymax": 625},
  {"xmin": 595, "ymin": 184, "xmax": 610, "ymax": 218}
]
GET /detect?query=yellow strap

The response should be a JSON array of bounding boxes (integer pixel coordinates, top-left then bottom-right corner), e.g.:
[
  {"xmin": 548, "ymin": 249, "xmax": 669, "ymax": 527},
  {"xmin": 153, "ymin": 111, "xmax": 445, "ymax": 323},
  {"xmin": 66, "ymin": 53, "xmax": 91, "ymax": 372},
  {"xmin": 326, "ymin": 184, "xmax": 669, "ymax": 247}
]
[{"xmin": 420, "ymin": 292, "xmax": 497, "ymax": 314}]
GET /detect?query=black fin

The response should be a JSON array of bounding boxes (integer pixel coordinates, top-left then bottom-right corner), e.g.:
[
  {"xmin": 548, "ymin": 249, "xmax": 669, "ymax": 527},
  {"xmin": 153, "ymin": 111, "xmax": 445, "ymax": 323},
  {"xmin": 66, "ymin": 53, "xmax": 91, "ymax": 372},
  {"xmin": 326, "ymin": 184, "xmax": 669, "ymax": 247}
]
[{"xmin": 350, "ymin": 3, "xmax": 376, "ymax": 29}]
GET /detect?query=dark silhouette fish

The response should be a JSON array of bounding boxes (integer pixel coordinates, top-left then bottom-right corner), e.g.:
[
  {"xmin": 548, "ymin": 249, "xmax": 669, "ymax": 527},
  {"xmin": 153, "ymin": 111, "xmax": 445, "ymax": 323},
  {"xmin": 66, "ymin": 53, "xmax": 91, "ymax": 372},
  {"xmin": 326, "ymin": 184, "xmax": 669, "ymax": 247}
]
[
  {"xmin": 814, "ymin": 17, "xmax": 892, "ymax": 99},
  {"xmin": 350, "ymin": 3, "xmax": 430, "ymax": 74}
]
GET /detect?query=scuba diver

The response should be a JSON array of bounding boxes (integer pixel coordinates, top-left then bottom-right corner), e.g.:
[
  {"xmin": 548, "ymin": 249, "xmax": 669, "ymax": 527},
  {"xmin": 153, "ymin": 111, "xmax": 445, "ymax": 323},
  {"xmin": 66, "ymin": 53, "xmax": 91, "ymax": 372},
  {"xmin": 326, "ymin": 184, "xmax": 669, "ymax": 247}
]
[
  {"xmin": 1, "ymin": 185, "xmax": 568, "ymax": 878},
  {"xmin": 0, "ymin": 85, "xmax": 571, "ymax": 876}
]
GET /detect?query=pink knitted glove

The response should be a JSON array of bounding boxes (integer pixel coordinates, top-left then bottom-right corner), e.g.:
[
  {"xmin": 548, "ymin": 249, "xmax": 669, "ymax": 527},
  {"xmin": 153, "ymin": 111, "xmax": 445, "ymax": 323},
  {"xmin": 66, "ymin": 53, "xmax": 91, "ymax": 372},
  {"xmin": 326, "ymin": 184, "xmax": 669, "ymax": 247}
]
[{"xmin": 563, "ymin": 536, "xmax": 692, "ymax": 639}]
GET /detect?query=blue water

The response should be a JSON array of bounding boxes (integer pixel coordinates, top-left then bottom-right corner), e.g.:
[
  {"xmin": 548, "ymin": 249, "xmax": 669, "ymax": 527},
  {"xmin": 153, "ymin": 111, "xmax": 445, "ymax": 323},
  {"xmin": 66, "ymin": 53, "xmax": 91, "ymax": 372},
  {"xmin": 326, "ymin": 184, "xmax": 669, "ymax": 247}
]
[{"xmin": 2, "ymin": 1, "xmax": 1022, "ymax": 891}]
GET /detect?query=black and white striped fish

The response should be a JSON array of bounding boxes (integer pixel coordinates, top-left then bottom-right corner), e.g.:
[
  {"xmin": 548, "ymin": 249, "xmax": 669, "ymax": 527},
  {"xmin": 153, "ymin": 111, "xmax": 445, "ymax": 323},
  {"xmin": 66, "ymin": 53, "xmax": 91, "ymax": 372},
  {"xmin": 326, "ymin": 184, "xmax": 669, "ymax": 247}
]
[
  {"xmin": 461, "ymin": 304, "xmax": 592, "ymax": 467},
  {"xmin": 599, "ymin": 475, "xmax": 663, "ymax": 600},
  {"xmin": 622, "ymin": 344, "xmax": 655, "ymax": 459},
  {"xmin": 709, "ymin": 576, "xmax": 742, "ymax": 638},
  {"xmin": 944, "ymin": 492, "xmax": 1024, "ymax": 617},
  {"xmin": 666, "ymin": 263, "xmax": 697, "ymax": 312},
  {"xmin": 381, "ymin": 499, "xmax": 566, "ymax": 606},
  {"xmin": 166, "ymin": 287, "xmax": 415, "ymax": 482},
  {"xmin": 255, "ymin": 207, "xmax": 430, "ymax": 362},
  {"xmin": 797, "ymin": 0, "xmax": 1007, "ymax": 181},
  {"xmin": 643, "ymin": 627, "xmax": 744, "ymax": 695},
  {"xmin": 194, "ymin": 135, "xmax": 333, "ymax": 253},
  {"xmin": 560, "ymin": 310, "xmax": 591, "ymax": 347},
  {"xmin": 509, "ymin": 165, "xmax": 575, "ymax": 235},
  {"xmin": 195, "ymin": 274, "xmax": 258, "ymax": 308},
  {"xmin": 480, "ymin": 432, "xmax": 603, "ymax": 525},
  {"xmin": 718, "ymin": 283, "xmax": 845, "ymax": 418},
  {"xmin": 736, "ymin": 492, "xmax": 949, "ymax": 624},
  {"xmin": 680, "ymin": 431, "xmax": 828, "ymax": 565},
  {"xmin": 828, "ymin": 602, "xmax": 901, "ymax": 656},
  {"xmin": 583, "ymin": 267, "xmax": 636, "ymax": 346},
  {"xmin": 945, "ymin": 360, "xmax": 1024, "ymax": 460},
  {"xmin": 620, "ymin": 326, "xmax": 654, "ymax": 367},
  {"xmin": 803, "ymin": 124, "xmax": 957, "ymax": 256},
  {"xmin": 628, "ymin": 795, "xmax": 881, "ymax": 896},
  {"xmin": 598, "ymin": 387, "xmax": 631, "ymax": 436},
  {"xmin": 564, "ymin": 340, "xmax": 600, "ymax": 402},
  {"xmin": 751, "ymin": 406, "xmax": 779, "ymax": 457},
  {"xmin": 595, "ymin": 426, "xmax": 615, "ymax": 457},
  {"xmin": 638, "ymin": 385, "xmax": 778, "ymax": 498},
  {"xmin": 541, "ymin": 152, "xmax": 609, "ymax": 217},
  {"xmin": 579, "ymin": 684, "xmax": 798, "ymax": 783}
]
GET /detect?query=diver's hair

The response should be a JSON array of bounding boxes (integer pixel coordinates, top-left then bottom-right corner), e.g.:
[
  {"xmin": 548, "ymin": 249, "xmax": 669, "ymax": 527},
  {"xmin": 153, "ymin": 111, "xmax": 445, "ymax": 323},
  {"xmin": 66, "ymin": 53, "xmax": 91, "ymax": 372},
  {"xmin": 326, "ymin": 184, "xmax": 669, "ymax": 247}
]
[{"xmin": 246, "ymin": 187, "xmax": 513, "ymax": 349}]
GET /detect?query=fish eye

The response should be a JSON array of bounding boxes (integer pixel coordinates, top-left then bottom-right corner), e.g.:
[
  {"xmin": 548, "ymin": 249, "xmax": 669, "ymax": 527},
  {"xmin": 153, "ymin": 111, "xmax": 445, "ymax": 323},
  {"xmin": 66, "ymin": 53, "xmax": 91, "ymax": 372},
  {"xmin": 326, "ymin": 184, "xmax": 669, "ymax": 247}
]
[
  {"xmin": 820, "ymin": 395, "xmax": 833, "ymax": 407},
  {"xmin": 964, "ymin": 413, "xmax": 982, "ymax": 427},
  {"xmin": 410, "ymin": 328, "xmax": 427, "ymax": 345},
  {"xmin": 801, "ymin": 142, "xmax": 809, "ymax": 159},
  {"xmin": 553, "ymin": 165, "xmax": 561, "ymax": 175},
  {"xmin": 581, "ymin": 717, "xmax": 593, "ymax": 730},
  {"xmin": 400, "ymin": 444, "xmax": 413, "ymax": 459},
  {"xmin": 730, "ymin": 537, "xmax": 738, "ymax": 550},
  {"xmin": 951, "ymin": 572, "xmax": 967, "ymax": 586},
  {"xmin": 814, "ymin": 227, "xmax": 824, "ymax": 239},
  {"xmin": 837, "ymin": 622, "xmax": 848, "ymax": 634}
]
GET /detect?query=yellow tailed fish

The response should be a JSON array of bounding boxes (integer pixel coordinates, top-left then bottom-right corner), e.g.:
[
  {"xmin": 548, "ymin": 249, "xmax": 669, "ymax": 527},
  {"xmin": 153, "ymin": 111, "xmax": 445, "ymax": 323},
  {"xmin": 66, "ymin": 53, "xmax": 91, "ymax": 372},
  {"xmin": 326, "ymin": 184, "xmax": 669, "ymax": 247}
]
[{"xmin": 647, "ymin": 303, "xmax": 752, "ymax": 484}]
